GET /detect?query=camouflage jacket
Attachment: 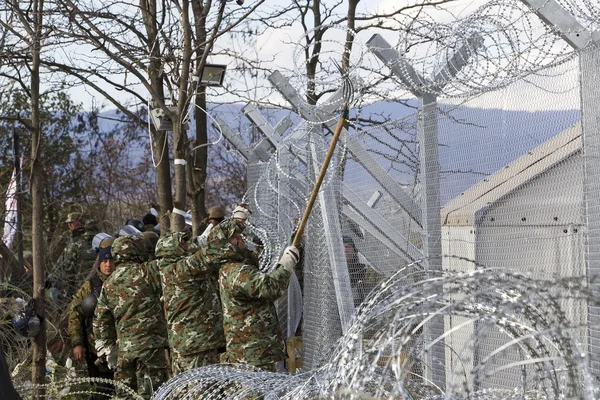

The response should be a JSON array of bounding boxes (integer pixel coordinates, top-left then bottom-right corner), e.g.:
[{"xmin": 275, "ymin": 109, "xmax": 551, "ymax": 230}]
[
  {"xmin": 94, "ymin": 236, "xmax": 167, "ymax": 360},
  {"xmin": 155, "ymin": 232, "xmax": 224, "ymax": 357},
  {"xmin": 219, "ymin": 259, "xmax": 291, "ymax": 367},
  {"xmin": 67, "ymin": 268, "xmax": 109, "ymax": 355},
  {"xmin": 202, "ymin": 218, "xmax": 290, "ymax": 367},
  {"xmin": 54, "ymin": 228, "xmax": 96, "ymax": 276}
]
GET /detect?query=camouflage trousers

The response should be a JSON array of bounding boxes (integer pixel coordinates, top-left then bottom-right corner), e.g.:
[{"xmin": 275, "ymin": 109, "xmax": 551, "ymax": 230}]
[
  {"xmin": 115, "ymin": 348, "xmax": 168, "ymax": 400},
  {"xmin": 172, "ymin": 348, "xmax": 220, "ymax": 375}
]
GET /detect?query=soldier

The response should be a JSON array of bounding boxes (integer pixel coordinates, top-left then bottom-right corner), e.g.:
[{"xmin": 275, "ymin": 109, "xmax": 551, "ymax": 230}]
[
  {"xmin": 203, "ymin": 218, "xmax": 299, "ymax": 371},
  {"xmin": 155, "ymin": 232, "xmax": 225, "ymax": 374},
  {"xmin": 67, "ymin": 246, "xmax": 115, "ymax": 396},
  {"xmin": 142, "ymin": 231, "xmax": 160, "ymax": 261},
  {"xmin": 94, "ymin": 235, "xmax": 168, "ymax": 399},
  {"xmin": 193, "ymin": 206, "xmax": 226, "ymax": 249},
  {"xmin": 142, "ymin": 213, "xmax": 158, "ymax": 232},
  {"xmin": 343, "ymin": 236, "xmax": 382, "ymax": 307},
  {"xmin": 54, "ymin": 213, "xmax": 97, "ymax": 297}
]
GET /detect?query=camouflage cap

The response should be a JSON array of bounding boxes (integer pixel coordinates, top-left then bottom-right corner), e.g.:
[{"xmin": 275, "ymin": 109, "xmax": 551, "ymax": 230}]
[
  {"xmin": 111, "ymin": 235, "xmax": 147, "ymax": 264},
  {"xmin": 65, "ymin": 212, "xmax": 82, "ymax": 223},
  {"xmin": 155, "ymin": 232, "xmax": 188, "ymax": 259},
  {"xmin": 209, "ymin": 218, "xmax": 245, "ymax": 243},
  {"xmin": 207, "ymin": 206, "xmax": 226, "ymax": 220}
]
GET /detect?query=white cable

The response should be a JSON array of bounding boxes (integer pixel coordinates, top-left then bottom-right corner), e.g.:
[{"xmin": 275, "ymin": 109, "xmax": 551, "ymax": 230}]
[
  {"xmin": 189, "ymin": 102, "xmax": 223, "ymax": 153},
  {"xmin": 172, "ymin": 208, "xmax": 187, "ymax": 216}
]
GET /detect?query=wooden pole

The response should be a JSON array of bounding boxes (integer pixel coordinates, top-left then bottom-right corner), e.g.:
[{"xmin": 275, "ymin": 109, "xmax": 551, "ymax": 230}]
[{"xmin": 292, "ymin": 110, "xmax": 348, "ymax": 248}]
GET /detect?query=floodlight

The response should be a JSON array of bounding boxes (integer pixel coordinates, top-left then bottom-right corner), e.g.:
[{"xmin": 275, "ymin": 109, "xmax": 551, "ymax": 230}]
[{"xmin": 200, "ymin": 64, "xmax": 227, "ymax": 86}]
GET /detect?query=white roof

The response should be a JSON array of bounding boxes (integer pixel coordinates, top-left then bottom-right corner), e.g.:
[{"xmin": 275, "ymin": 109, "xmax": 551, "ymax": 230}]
[{"xmin": 441, "ymin": 123, "xmax": 582, "ymax": 227}]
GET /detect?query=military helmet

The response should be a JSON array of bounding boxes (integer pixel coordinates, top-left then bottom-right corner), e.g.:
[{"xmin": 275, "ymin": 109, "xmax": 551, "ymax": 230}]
[
  {"xmin": 119, "ymin": 225, "xmax": 143, "ymax": 237},
  {"xmin": 12, "ymin": 308, "xmax": 41, "ymax": 337},
  {"xmin": 142, "ymin": 213, "xmax": 158, "ymax": 226},
  {"xmin": 207, "ymin": 206, "xmax": 226, "ymax": 220},
  {"xmin": 111, "ymin": 235, "xmax": 147, "ymax": 264},
  {"xmin": 142, "ymin": 231, "xmax": 160, "ymax": 253},
  {"xmin": 92, "ymin": 232, "xmax": 112, "ymax": 251},
  {"xmin": 81, "ymin": 294, "xmax": 98, "ymax": 318},
  {"xmin": 100, "ymin": 237, "xmax": 115, "ymax": 249},
  {"xmin": 65, "ymin": 212, "xmax": 82, "ymax": 223},
  {"xmin": 126, "ymin": 219, "xmax": 145, "ymax": 232}
]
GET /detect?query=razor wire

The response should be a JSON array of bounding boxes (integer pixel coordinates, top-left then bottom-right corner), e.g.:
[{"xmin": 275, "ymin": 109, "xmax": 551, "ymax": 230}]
[
  {"xmin": 8, "ymin": 0, "xmax": 600, "ymax": 398},
  {"xmin": 152, "ymin": 0, "xmax": 598, "ymax": 398},
  {"xmin": 153, "ymin": 265, "xmax": 599, "ymax": 399}
]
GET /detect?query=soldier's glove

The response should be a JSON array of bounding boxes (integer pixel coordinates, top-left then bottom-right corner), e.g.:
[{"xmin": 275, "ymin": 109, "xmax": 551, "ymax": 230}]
[
  {"xmin": 232, "ymin": 204, "xmax": 251, "ymax": 221},
  {"xmin": 195, "ymin": 223, "xmax": 214, "ymax": 248},
  {"xmin": 279, "ymin": 245, "xmax": 300, "ymax": 272}
]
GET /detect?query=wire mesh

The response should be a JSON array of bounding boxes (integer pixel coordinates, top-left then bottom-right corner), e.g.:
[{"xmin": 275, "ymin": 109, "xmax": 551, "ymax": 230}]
[
  {"xmin": 10, "ymin": 1, "xmax": 600, "ymax": 398},
  {"xmin": 199, "ymin": 14, "xmax": 597, "ymax": 399}
]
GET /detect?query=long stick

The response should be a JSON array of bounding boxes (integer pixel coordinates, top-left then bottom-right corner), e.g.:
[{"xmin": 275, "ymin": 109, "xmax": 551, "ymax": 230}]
[{"xmin": 292, "ymin": 112, "xmax": 347, "ymax": 247}]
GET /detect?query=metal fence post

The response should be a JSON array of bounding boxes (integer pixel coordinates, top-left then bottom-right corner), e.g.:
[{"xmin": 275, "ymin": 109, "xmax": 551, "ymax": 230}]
[
  {"xmin": 521, "ymin": 0, "xmax": 600, "ymax": 382},
  {"xmin": 367, "ymin": 32, "xmax": 482, "ymax": 390}
]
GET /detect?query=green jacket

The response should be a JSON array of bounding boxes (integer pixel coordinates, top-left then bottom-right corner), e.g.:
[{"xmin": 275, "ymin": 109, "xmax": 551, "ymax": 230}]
[
  {"xmin": 67, "ymin": 268, "xmax": 109, "ymax": 355},
  {"xmin": 94, "ymin": 236, "xmax": 167, "ymax": 360},
  {"xmin": 54, "ymin": 228, "xmax": 96, "ymax": 276},
  {"xmin": 219, "ymin": 260, "xmax": 290, "ymax": 368},
  {"xmin": 155, "ymin": 232, "xmax": 225, "ymax": 358},
  {"xmin": 202, "ymin": 218, "xmax": 290, "ymax": 368}
]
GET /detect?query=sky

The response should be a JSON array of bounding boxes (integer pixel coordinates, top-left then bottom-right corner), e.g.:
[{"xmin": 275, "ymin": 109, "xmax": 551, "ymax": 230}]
[
  {"xmin": 55, "ymin": 0, "xmax": 478, "ymax": 111},
  {"xmin": 53, "ymin": 0, "xmax": 580, "ymax": 113}
]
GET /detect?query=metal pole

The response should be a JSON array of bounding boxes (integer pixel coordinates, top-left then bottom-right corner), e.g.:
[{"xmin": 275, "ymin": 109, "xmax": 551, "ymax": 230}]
[
  {"xmin": 521, "ymin": 0, "xmax": 599, "ymax": 388},
  {"xmin": 367, "ymin": 32, "xmax": 482, "ymax": 391}
]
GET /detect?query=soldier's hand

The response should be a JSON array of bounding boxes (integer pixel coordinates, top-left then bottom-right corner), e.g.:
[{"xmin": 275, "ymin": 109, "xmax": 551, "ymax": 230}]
[
  {"xmin": 279, "ymin": 245, "xmax": 300, "ymax": 272},
  {"xmin": 73, "ymin": 345, "xmax": 85, "ymax": 362}
]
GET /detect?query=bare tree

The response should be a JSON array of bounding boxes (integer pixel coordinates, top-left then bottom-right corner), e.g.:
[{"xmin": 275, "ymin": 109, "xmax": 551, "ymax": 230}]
[
  {"xmin": 2, "ymin": 0, "xmax": 49, "ymax": 388},
  {"xmin": 46, "ymin": 0, "xmax": 269, "ymax": 232}
]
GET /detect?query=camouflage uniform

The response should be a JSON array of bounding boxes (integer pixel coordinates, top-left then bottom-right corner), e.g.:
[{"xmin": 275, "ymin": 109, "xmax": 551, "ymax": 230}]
[
  {"xmin": 155, "ymin": 232, "xmax": 225, "ymax": 374},
  {"xmin": 54, "ymin": 226, "xmax": 97, "ymax": 286},
  {"xmin": 94, "ymin": 235, "xmax": 168, "ymax": 399},
  {"xmin": 203, "ymin": 219, "xmax": 291, "ymax": 371},
  {"xmin": 67, "ymin": 266, "xmax": 114, "ymax": 391},
  {"xmin": 68, "ymin": 267, "xmax": 109, "ymax": 356}
]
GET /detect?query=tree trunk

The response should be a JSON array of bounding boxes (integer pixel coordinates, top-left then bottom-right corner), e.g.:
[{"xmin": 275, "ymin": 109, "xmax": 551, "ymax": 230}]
[
  {"xmin": 188, "ymin": 1, "xmax": 211, "ymax": 235},
  {"xmin": 140, "ymin": 0, "xmax": 174, "ymax": 234},
  {"xmin": 30, "ymin": 0, "xmax": 47, "ymax": 392},
  {"xmin": 189, "ymin": 87, "xmax": 208, "ymax": 236},
  {"xmin": 171, "ymin": 121, "xmax": 187, "ymax": 232},
  {"xmin": 153, "ymin": 127, "xmax": 173, "ymax": 234}
]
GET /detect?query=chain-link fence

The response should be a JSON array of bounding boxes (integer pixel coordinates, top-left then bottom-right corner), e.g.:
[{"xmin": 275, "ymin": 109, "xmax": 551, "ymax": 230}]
[
  {"xmin": 218, "ymin": 7, "xmax": 600, "ymax": 400},
  {"xmin": 148, "ymin": 1, "xmax": 600, "ymax": 398}
]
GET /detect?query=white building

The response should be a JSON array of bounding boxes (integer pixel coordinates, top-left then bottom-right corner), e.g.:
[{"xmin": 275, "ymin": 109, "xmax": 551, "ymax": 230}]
[{"xmin": 439, "ymin": 123, "xmax": 586, "ymax": 391}]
